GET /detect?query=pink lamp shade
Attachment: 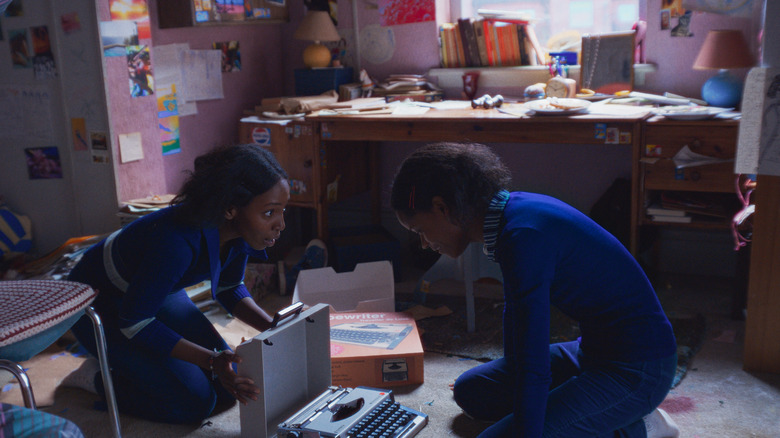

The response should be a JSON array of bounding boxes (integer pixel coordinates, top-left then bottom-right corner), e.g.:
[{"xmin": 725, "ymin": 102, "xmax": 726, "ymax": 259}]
[
  {"xmin": 294, "ymin": 10, "xmax": 341, "ymax": 69},
  {"xmin": 692, "ymin": 30, "xmax": 755, "ymax": 108},
  {"xmin": 693, "ymin": 29, "xmax": 754, "ymax": 70}
]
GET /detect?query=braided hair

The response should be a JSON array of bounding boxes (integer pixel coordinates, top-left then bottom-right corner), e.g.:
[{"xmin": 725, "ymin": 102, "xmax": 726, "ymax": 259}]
[{"xmin": 172, "ymin": 144, "xmax": 287, "ymax": 227}]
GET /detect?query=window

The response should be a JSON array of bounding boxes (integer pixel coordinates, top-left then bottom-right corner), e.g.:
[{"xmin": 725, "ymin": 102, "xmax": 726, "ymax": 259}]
[{"xmin": 453, "ymin": 0, "xmax": 641, "ymax": 52}]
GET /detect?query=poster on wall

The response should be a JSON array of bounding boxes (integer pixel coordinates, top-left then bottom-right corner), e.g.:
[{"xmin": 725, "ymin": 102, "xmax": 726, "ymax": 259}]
[
  {"xmin": 127, "ymin": 45, "xmax": 154, "ymax": 97},
  {"xmin": 25, "ymin": 146, "xmax": 62, "ymax": 179},
  {"xmin": 31, "ymin": 25, "xmax": 57, "ymax": 79},
  {"xmin": 378, "ymin": 0, "xmax": 434, "ymax": 26},
  {"xmin": 9, "ymin": 28, "xmax": 32, "ymax": 68},
  {"xmin": 213, "ymin": 41, "xmax": 241, "ymax": 72},
  {"xmin": 157, "ymin": 84, "xmax": 181, "ymax": 155},
  {"xmin": 109, "ymin": 0, "xmax": 150, "ymax": 39},
  {"xmin": 100, "ymin": 20, "xmax": 138, "ymax": 57},
  {"xmin": 70, "ymin": 117, "xmax": 88, "ymax": 151},
  {"xmin": 682, "ymin": 0, "xmax": 754, "ymax": 17},
  {"xmin": 61, "ymin": 12, "xmax": 82, "ymax": 34}
]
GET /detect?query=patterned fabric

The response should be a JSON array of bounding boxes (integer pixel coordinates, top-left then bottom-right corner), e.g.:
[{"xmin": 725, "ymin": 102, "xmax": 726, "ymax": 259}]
[
  {"xmin": 482, "ymin": 189, "xmax": 510, "ymax": 262},
  {"xmin": 0, "ymin": 205, "xmax": 32, "ymax": 258},
  {"xmin": 0, "ymin": 402, "xmax": 85, "ymax": 438},
  {"xmin": 0, "ymin": 281, "xmax": 95, "ymax": 347}
]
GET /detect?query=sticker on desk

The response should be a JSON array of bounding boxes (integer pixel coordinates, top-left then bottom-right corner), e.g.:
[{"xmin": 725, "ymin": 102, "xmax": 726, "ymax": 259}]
[
  {"xmin": 594, "ymin": 123, "xmax": 607, "ymax": 140},
  {"xmin": 646, "ymin": 144, "xmax": 662, "ymax": 156},
  {"xmin": 619, "ymin": 132, "xmax": 631, "ymax": 144},
  {"xmin": 605, "ymin": 127, "xmax": 619, "ymax": 144},
  {"xmin": 290, "ymin": 179, "xmax": 307, "ymax": 195},
  {"xmin": 251, "ymin": 127, "xmax": 271, "ymax": 146}
]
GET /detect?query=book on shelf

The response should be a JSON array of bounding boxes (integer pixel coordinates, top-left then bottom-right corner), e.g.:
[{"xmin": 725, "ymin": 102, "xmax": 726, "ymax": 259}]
[
  {"xmin": 651, "ymin": 214, "xmax": 692, "ymax": 223},
  {"xmin": 437, "ymin": 20, "xmax": 540, "ymax": 68},
  {"xmin": 646, "ymin": 204, "xmax": 687, "ymax": 217}
]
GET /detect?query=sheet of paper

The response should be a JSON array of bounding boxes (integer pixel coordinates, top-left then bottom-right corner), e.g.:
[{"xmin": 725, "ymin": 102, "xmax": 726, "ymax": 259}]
[
  {"xmin": 118, "ymin": 131, "xmax": 143, "ymax": 163},
  {"xmin": 179, "ymin": 49, "xmax": 224, "ymax": 102},
  {"xmin": 153, "ymin": 43, "xmax": 197, "ymax": 116},
  {"xmin": 673, "ymin": 145, "xmax": 733, "ymax": 169},
  {"xmin": 736, "ymin": 67, "xmax": 780, "ymax": 176}
]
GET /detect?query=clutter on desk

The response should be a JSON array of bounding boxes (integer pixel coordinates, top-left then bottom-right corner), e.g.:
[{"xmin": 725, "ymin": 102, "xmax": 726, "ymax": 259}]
[{"xmin": 370, "ymin": 74, "xmax": 444, "ymax": 102}]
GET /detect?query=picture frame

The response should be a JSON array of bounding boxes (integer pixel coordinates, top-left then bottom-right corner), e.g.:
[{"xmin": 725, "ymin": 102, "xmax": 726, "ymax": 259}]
[{"xmin": 580, "ymin": 30, "xmax": 635, "ymax": 94}]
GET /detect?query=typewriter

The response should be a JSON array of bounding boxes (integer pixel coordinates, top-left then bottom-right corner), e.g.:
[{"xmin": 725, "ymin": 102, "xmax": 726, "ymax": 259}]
[
  {"xmin": 277, "ymin": 386, "xmax": 427, "ymax": 438},
  {"xmin": 237, "ymin": 302, "xmax": 428, "ymax": 438}
]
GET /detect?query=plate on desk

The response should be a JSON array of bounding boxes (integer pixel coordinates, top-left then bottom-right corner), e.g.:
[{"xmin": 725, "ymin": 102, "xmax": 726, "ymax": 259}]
[
  {"xmin": 524, "ymin": 98, "xmax": 591, "ymax": 115},
  {"xmin": 652, "ymin": 105, "xmax": 730, "ymax": 120}
]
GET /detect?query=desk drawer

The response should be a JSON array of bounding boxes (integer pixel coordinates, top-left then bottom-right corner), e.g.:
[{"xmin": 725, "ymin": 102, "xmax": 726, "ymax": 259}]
[{"xmin": 643, "ymin": 123, "xmax": 736, "ymax": 192}]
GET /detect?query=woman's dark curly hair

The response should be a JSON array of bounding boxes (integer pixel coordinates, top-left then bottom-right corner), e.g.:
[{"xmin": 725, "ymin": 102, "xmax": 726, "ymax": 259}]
[
  {"xmin": 390, "ymin": 142, "xmax": 511, "ymax": 227},
  {"xmin": 171, "ymin": 144, "xmax": 287, "ymax": 227}
]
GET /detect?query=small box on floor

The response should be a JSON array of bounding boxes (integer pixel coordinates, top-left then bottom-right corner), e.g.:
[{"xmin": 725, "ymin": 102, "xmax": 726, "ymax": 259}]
[
  {"xmin": 292, "ymin": 261, "xmax": 424, "ymax": 387},
  {"xmin": 330, "ymin": 311, "xmax": 424, "ymax": 388}
]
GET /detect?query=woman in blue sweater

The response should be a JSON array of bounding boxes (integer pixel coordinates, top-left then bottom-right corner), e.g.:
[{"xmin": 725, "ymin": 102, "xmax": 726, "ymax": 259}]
[
  {"xmin": 65, "ymin": 144, "xmax": 288, "ymax": 423},
  {"xmin": 390, "ymin": 143, "xmax": 679, "ymax": 437}
]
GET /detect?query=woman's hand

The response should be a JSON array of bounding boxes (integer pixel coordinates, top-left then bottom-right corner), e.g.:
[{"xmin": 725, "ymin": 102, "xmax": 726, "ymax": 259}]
[{"xmin": 211, "ymin": 350, "xmax": 260, "ymax": 405}]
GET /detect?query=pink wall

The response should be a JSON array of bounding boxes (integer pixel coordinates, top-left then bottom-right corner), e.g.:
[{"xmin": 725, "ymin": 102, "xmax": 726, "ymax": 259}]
[{"xmin": 106, "ymin": 0, "xmax": 287, "ymax": 202}]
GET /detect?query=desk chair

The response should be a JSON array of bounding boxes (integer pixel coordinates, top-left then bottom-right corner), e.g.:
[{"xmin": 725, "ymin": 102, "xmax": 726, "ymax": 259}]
[
  {"xmin": 415, "ymin": 242, "xmax": 502, "ymax": 333},
  {"xmin": 0, "ymin": 280, "xmax": 121, "ymax": 438}
]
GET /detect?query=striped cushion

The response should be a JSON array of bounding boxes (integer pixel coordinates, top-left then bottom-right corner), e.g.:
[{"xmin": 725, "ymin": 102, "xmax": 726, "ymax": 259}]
[{"xmin": 0, "ymin": 280, "xmax": 96, "ymax": 347}]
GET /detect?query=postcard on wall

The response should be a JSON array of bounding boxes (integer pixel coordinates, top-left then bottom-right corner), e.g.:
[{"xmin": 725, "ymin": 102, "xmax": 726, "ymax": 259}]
[
  {"xmin": 31, "ymin": 25, "xmax": 57, "ymax": 79},
  {"xmin": 127, "ymin": 45, "xmax": 154, "ymax": 97},
  {"xmin": 91, "ymin": 131, "xmax": 108, "ymax": 150},
  {"xmin": 9, "ymin": 28, "xmax": 32, "ymax": 68},
  {"xmin": 213, "ymin": 41, "xmax": 241, "ymax": 72},
  {"xmin": 61, "ymin": 12, "xmax": 82, "ymax": 34},
  {"xmin": 25, "ymin": 146, "xmax": 63, "ymax": 179},
  {"xmin": 379, "ymin": 0, "xmax": 434, "ymax": 26},
  {"xmin": 100, "ymin": 20, "xmax": 138, "ymax": 57},
  {"xmin": 109, "ymin": 0, "xmax": 148, "ymax": 21},
  {"xmin": 157, "ymin": 84, "xmax": 181, "ymax": 155},
  {"xmin": 119, "ymin": 131, "xmax": 143, "ymax": 163},
  {"xmin": 71, "ymin": 117, "xmax": 88, "ymax": 151}
]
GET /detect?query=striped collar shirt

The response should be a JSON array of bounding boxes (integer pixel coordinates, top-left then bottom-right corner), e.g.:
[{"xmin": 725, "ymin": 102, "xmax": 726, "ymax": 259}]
[{"xmin": 483, "ymin": 190, "xmax": 510, "ymax": 262}]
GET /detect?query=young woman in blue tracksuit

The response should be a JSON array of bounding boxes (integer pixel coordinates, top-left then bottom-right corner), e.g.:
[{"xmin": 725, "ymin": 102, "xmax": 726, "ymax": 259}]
[
  {"xmin": 390, "ymin": 142, "xmax": 680, "ymax": 437},
  {"xmin": 66, "ymin": 144, "xmax": 288, "ymax": 423}
]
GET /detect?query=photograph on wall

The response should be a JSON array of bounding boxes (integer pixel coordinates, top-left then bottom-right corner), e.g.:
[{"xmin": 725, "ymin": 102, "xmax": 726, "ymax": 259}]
[
  {"xmin": 100, "ymin": 20, "xmax": 138, "ymax": 57},
  {"xmin": 109, "ymin": 0, "xmax": 148, "ymax": 21},
  {"xmin": 31, "ymin": 25, "xmax": 57, "ymax": 79},
  {"xmin": 91, "ymin": 131, "xmax": 108, "ymax": 150},
  {"xmin": 378, "ymin": 0, "xmax": 434, "ymax": 26},
  {"xmin": 213, "ymin": 41, "xmax": 241, "ymax": 72},
  {"xmin": 61, "ymin": 12, "xmax": 82, "ymax": 34},
  {"xmin": 157, "ymin": 84, "xmax": 181, "ymax": 155},
  {"xmin": 662, "ymin": 0, "xmax": 686, "ymax": 17},
  {"xmin": 9, "ymin": 28, "xmax": 31, "ymax": 68},
  {"xmin": 127, "ymin": 45, "xmax": 154, "ymax": 97},
  {"xmin": 25, "ymin": 146, "xmax": 62, "ymax": 179}
]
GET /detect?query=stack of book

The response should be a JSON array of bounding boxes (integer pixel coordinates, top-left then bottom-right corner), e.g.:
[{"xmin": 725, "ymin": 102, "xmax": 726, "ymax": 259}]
[
  {"xmin": 438, "ymin": 13, "xmax": 545, "ymax": 68},
  {"xmin": 646, "ymin": 204, "xmax": 692, "ymax": 223}
]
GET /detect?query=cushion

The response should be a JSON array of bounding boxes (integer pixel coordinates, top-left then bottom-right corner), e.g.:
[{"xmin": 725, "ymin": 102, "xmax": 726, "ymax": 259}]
[{"xmin": 0, "ymin": 280, "xmax": 96, "ymax": 347}]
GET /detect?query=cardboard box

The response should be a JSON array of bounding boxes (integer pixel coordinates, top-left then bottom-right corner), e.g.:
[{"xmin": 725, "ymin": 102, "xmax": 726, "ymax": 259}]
[
  {"xmin": 331, "ymin": 225, "xmax": 402, "ymax": 281},
  {"xmin": 293, "ymin": 261, "xmax": 396, "ymax": 313},
  {"xmin": 330, "ymin": 311, "xmax": 424, "ymax": 388},
  {"xmin": 292, "ymin": 261, "xmax": 424, "ymax": 387}
]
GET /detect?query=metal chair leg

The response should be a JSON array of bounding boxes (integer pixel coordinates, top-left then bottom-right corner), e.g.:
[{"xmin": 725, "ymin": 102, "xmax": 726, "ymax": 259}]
[
  {"xmin": 0, "ymin": 359, "xmax": 36, "ymax": 409},
  {"xmin": 85, "ymin": 307, "xmax": 121, "ymax": 438}
]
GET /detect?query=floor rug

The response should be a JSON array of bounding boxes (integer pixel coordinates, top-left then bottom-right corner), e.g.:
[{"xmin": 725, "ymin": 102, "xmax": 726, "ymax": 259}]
[{"xmin": 402, "ymin": 294, "xmax": 706, "ymax": 388}]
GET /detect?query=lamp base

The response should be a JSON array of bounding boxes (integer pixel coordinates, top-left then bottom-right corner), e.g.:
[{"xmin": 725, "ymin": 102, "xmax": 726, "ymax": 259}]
[
  {"xmin": 302, "ymin": 43, "xmax": 332, "ymax": 69},
  {"xmin": 701, "ymin": 69, "xmax": 742, "ymax": 108}
]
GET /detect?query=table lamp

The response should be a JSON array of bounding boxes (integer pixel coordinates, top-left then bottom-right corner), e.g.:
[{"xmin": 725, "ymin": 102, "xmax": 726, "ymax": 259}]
[
  {"xmin": 294, "ymin": 10, "xmax": 341, "ymax": 69},
  {"xmin": 693, "ymin": 29, "xmax": 755, "ymax": 108}
]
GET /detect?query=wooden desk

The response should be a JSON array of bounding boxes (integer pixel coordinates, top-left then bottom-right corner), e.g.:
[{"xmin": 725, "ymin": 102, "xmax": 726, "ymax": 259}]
[{"xmin": 308, "ymin": 108, "xmax": 647, "ymax": 253}]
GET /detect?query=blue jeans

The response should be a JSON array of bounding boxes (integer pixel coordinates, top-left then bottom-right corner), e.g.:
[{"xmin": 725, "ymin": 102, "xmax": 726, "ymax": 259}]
[
  {"xmin": 70, "ymin": 289, "xmax": 234, "ymax": 424},
  {"xmin": 453, "ymin": 341, "xmax": 677, "ymax": 437}
]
